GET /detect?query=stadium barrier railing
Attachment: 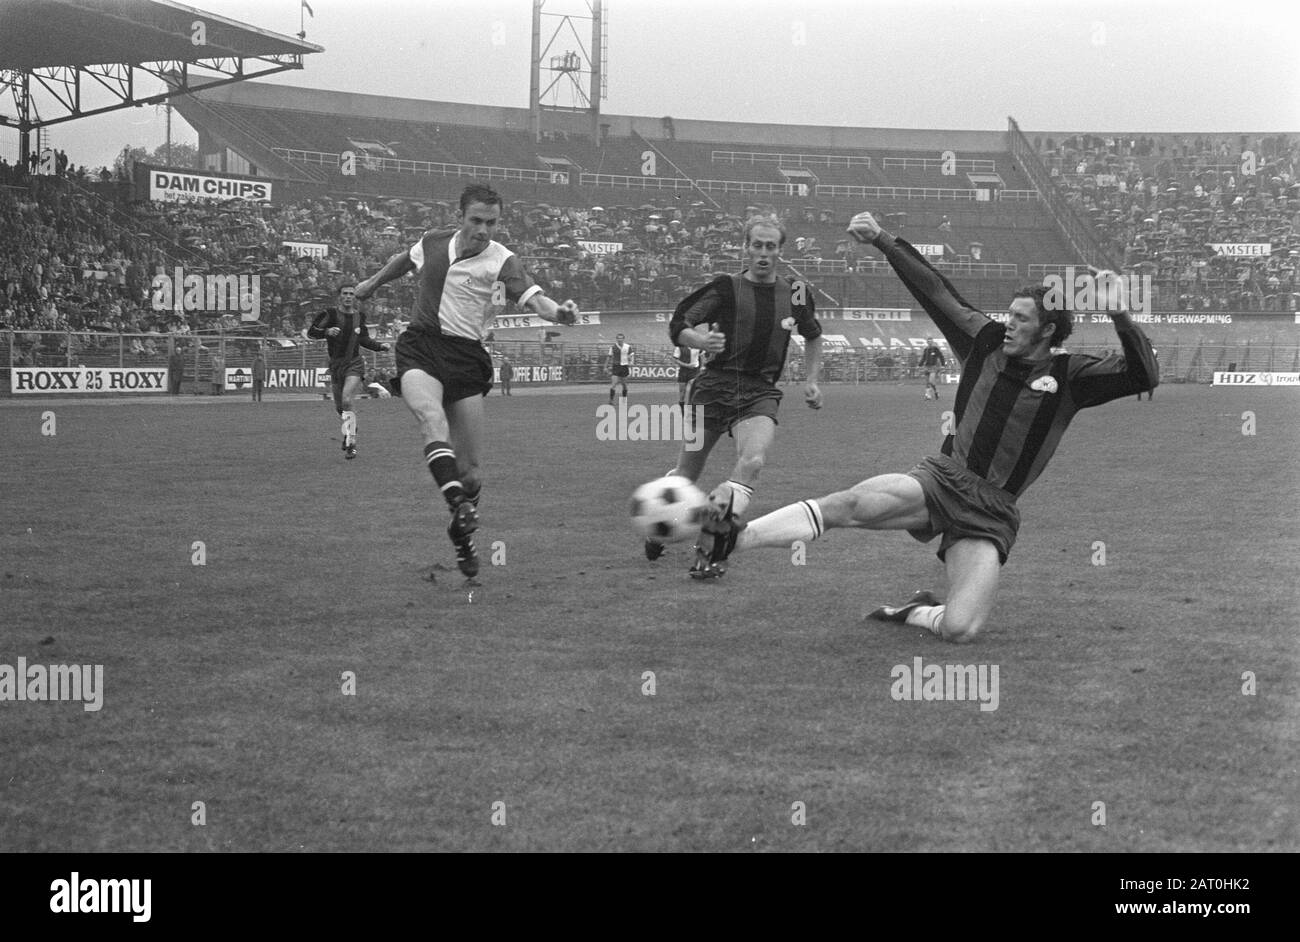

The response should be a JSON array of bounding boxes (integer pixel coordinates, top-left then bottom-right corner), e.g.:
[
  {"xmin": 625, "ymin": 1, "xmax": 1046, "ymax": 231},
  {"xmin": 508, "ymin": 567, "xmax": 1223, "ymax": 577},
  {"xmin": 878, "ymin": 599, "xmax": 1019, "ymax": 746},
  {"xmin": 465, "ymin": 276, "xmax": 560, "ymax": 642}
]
[
  {"xmin": 882, "ymin": 157, "xmax": 998, "ymax": 173},
  {"xmin": 712, "ymin": 151, "xmax": 874, "ymax": 168},
  {"xmin": 5, "ymin": 331, "xmax": 1296, "ymax": 396}
]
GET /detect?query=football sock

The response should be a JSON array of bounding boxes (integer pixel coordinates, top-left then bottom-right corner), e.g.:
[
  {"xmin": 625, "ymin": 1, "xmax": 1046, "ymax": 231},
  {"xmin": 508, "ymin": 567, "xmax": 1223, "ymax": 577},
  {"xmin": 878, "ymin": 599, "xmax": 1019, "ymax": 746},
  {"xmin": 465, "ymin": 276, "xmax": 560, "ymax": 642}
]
[
  {"xmin": 905, "ymin": 605, "xmax": 946, "ymax": 636},
  {"xmin": 423, "ymin": 441, "xmax": 464, "ymax": 508},
  {"xmin": 609, "ymin": 388, "xmax": 615, "ymax": 403},
  {"xmin": 737, "ymin": 499, "xmax": 823, "ymax": 552},
  {"xmin": 621, "ymin": 387, "xmax": 627, "ymax": 397},
  {"xmin": 341, "ymin": 411, "xmax": 356, "ymax": 445},
  {"xmin": 721, "ymin": 479, "xmax": 755, "ymax": 518}
]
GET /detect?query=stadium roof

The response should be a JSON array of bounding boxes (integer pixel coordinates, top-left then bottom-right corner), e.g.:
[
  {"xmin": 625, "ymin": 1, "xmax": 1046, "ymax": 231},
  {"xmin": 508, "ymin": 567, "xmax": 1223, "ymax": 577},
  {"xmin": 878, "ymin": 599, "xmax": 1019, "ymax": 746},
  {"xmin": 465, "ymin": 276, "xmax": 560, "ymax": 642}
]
[
  {"xmin": 0, "ymin": 0, "xmax": 322, "ymax": 134},
  {"xmin": 0, "ymin": 0, "xmax": 321, "ymax": 71}
]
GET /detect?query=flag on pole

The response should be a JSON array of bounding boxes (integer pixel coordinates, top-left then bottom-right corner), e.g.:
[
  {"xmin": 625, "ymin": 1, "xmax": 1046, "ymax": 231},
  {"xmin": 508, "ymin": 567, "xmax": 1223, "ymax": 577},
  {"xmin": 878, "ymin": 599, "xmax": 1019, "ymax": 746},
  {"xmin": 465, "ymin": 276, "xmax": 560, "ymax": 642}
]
[{"xmin": 302, "ymin": 0, "xmax": 314, "ymax": 17}]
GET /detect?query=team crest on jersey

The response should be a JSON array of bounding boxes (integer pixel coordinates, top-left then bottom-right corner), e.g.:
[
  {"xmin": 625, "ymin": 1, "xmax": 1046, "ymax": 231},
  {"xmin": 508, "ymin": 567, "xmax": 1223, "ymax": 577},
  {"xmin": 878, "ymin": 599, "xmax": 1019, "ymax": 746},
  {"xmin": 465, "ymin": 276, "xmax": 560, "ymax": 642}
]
[{"xmin": 1030, "ymin": 375, "xmax": 1059, "ymax": 393}]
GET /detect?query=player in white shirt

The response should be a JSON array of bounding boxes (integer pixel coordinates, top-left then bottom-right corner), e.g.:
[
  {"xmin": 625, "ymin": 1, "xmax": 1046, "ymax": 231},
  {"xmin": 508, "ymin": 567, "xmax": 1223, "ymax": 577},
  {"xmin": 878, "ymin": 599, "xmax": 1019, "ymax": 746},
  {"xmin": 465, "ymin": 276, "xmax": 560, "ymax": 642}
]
[{"xmin": 355, "ymin": 184, "xmax": 578, "ymax": 578}]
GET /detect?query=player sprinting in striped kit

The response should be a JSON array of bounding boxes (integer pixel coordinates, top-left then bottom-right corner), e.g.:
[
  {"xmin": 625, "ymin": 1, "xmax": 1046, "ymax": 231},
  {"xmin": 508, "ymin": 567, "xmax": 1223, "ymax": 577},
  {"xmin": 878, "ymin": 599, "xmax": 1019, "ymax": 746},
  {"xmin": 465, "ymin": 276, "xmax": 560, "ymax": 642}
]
[
  {"xmin": 306, "ymin": 284, "xmax": 389, "ymax": 459},
  {"xmin": 699, "ymin": 211, "xmax": 1158, "ymax": 641},
  {"xmin": 648, "ymin": 213, "xmax": 824, "ymax": 578}
]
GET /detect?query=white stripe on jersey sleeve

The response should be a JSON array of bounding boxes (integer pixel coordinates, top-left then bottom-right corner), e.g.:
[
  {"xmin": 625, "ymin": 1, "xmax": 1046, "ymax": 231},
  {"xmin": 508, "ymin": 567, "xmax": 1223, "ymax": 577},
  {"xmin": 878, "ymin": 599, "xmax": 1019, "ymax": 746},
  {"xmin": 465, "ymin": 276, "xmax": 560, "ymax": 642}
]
[{"xmin": 517, "ymin": 284, "xmax": 543, "ymax": 308}]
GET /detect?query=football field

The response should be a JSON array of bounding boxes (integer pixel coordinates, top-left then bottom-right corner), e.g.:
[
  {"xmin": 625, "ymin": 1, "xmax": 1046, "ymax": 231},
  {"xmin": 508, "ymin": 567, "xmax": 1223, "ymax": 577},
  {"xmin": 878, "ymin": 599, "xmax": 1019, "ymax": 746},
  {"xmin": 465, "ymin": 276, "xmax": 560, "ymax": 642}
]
[{"xmin": 2, "ymin": 382, "xmax": 1297, "ymax": 852}]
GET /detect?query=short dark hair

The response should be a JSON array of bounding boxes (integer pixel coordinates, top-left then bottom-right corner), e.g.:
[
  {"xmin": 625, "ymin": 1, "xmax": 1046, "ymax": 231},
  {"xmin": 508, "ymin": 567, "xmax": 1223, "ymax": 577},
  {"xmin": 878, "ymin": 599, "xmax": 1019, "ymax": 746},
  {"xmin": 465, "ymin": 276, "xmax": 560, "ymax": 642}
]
[
  {"xmin": 459, "ymin": 184, "xmax": 503, "ymax": 215},
  {"xmin": 1012, "ymin": 284, "xmax": 1073, "ymax": 346},
  {"xmin": 337, "ymin": 283, "xmax": 357, "ymax": 295}
]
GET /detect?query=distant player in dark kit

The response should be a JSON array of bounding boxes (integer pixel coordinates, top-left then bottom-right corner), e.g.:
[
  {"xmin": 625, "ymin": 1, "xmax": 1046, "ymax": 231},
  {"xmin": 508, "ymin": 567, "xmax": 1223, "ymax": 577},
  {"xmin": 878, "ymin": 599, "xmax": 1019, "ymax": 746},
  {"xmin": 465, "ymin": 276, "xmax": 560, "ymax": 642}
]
[
  {"xmin": 673, "ymin": 342, "xmax": 702, "ymax": 416},
  {"xmin": 307, "ymin": 284, "xmax": 389, "ymax": 459},
  {"xmin": 698, "ymin": 211, "xmax": 1158, "ymax": 642},
  {"xmin": 354, "ymin": 184, "xmax": 578, "ymax": 578},
  {"xmin": 608, "ymin": 334, "xmax": 632, "ymax": 403},
  {"xmin": 647, "ymin": 212, "xmax": 824, "ymax": 577},
  {"xmin": 251, "ymin": 349, "xmax": 266, "ymax": 402},
  {"xmin": 167, "ymin": 346, "xmax": 184, "ymax": 394},
  {"xmin": 919, "ymin": 337, "xmax": 947, "ymax": 400},
  {"xmin": 499, "ymin": 355, "xmax": 513, "ymax": 396}
]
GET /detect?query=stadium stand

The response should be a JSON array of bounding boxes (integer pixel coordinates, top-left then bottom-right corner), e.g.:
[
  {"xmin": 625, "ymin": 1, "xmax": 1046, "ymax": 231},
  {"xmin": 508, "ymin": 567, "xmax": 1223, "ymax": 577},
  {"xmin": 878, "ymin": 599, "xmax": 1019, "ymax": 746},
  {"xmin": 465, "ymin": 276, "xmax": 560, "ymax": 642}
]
[{"xmin": 4, "ymin": 78, "xmax": 1297, "ymax": 395}]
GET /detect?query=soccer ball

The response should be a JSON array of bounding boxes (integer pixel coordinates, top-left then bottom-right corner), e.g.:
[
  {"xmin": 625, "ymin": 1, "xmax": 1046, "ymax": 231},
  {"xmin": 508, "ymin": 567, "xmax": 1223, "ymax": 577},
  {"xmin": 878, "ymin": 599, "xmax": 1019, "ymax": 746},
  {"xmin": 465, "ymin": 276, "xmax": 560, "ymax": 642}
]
[{"xmin": 629, "ymin": 475, "xmax": 708, "ymax": 544}]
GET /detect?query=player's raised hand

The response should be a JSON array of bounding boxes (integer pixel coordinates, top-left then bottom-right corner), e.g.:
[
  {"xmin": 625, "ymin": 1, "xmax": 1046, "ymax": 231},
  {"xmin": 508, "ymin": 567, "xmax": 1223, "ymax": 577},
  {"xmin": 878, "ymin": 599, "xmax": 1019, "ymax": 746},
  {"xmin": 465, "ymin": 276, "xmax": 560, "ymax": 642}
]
[
  {"xmin": 847, "ymin": 211, "xmax": 883, "ymax": 244},
  {"xmin": 804, "ymin": 382, "xmax": 823, "ymax": 410},
  {"xmin": 701, "ymin": 322, "xmax": 726, "ymax": 354},
  {"xmin": 1087, "ymin": 266, "xmax": 1129, "ymax": 314}
]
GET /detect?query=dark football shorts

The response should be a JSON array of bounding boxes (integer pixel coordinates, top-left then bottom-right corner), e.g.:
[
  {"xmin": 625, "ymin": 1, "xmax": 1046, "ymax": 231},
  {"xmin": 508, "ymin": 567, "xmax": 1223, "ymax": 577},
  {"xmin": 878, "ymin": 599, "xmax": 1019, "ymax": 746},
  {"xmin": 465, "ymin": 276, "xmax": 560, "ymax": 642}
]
[
  {"xmin": 395, "ymin": 328, "xmax": 493, "ymax": 404},
  {"xmin": 906, "ymin": 454, "xmax": 1021, "ymax": 565},
  {"xmin": 689, "ymin": 369, "xmax": 782, "ymax": 436},
  {"xmin": 330, "ymin": 356, "xmax": 366, "ymax": 384},
  {"xmin": 677, "ymin": 365, "xmax": 699, "ymax": 384},
  {"xmin": 612, "ymin": 365, "xmax": 630, "ymax": 378}
]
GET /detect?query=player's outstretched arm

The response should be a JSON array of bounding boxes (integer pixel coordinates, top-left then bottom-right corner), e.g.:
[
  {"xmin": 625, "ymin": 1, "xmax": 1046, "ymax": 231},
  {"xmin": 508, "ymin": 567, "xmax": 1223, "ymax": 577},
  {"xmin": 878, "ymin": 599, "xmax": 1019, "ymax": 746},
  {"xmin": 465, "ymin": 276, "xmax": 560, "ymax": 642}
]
[
  {"xmin": 1065, "ymin": 268, "xmax": 1159, "ymax": 405},
  {"xmin": 848, "ymin": 210, "xmax": 987, "ymax": 357},
  {"xmin": 523, "ymin": 293, "xmax": 579, "ymax": 325},
  {"xmin": 355, "ymin": 250, "xmax": 414, "ymax": 300}
]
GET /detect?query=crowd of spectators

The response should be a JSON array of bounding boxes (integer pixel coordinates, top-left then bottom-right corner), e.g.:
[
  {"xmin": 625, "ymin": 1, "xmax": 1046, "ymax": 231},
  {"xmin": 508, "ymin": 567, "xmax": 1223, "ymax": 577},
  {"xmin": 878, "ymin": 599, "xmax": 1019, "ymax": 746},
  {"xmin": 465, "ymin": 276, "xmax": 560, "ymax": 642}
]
[
  {"xmin": 2, "ymin": 171, "xmax": 857, "ymax": 337},
  {"xmin": 5, "ymin": 133, "xmax": 1299, "ymax": 345},
  {"xmin": 1038, "ymin": 134, "xmax": 1300, "ymax": 311}
]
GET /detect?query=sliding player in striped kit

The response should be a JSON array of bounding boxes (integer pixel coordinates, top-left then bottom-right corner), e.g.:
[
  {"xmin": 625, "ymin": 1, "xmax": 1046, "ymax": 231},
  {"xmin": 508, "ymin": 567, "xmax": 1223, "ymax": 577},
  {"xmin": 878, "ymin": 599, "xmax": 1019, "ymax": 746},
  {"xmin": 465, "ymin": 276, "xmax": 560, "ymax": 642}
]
[
  {"xmin": 306, "ymin": 283, "xmax": 389, "ymax": 459},
  {"xmin": 355, "ymin": 184, "xmax": 578, "ymax": 578},
  {"xmin": 698, "ymin": 211, "xmax": 1158, "ymax": 641},
  {"xmin": 648, "ymin": 212, "xmax": 824, "ymax": 578}
]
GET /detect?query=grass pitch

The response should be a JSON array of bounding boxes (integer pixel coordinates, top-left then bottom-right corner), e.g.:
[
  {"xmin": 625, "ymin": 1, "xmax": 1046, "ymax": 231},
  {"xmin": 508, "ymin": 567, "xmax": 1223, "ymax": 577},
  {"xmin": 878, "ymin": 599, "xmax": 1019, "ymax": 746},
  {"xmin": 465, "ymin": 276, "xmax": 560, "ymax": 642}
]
[{"xmin": 2, "ymin": 381, "xmax": 1296, "ymax": 852}]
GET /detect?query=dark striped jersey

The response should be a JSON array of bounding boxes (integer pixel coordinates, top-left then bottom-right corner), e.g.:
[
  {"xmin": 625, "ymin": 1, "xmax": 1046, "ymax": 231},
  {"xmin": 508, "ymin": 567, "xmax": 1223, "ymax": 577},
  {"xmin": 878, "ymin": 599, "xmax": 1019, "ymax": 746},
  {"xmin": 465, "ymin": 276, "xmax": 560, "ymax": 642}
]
[
  {"xmin": 919, "ymin": 344, "xmax": 947, "ymax": 367},
  {"xmin": 408, "ymin": 228, "xmax": 540, "ymax": 342},
  {"xmin": 306, "ymin": 307, "xmax": 386, "ymax": 365},
  {"xmin": 668, "ymin": 273, "xmax": 820, "ymax": 385},
  {"xmin": 881, "ymin": 236, "xmax": 1158, "ymax": 498}
]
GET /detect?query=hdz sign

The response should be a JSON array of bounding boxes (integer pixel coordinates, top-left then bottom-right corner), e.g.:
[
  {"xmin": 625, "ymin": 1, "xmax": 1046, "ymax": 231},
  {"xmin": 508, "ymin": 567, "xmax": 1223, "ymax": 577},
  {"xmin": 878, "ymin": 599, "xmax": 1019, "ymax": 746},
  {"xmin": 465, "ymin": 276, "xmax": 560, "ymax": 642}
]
[
  {"xmin": 1212, "ymin": 372, "xmax": 1300, "ymax": 386},
  {"xmin": 12, "ymin": 367, "xmax": 168, "ymax": 394}
]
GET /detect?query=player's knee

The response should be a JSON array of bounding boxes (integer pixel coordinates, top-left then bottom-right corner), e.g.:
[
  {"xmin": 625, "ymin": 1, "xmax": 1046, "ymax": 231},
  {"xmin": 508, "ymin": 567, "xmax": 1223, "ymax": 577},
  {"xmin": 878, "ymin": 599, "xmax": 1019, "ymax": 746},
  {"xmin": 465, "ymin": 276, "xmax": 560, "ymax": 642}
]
[
  {"xmin": 340, "ymin": 394, "xmax": 354, "ymax": 411},
  {"xmin": 460, "ymin": 466, "xmax": 482, "ymax": 493},
  {"xmin": 938, "ymin": 609, "xmax": 983, "ymax": 644}
]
